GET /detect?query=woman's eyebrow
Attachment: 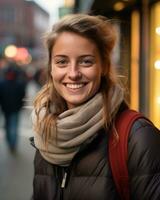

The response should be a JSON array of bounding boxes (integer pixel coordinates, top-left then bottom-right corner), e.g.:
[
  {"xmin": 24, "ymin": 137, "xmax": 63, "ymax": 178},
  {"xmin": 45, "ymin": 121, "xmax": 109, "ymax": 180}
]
[
  {"xmin": 53, "ymin": 55, "xmax": 67, "ymax": 57},
  {"xmin": 78, "ymin": 55, "xmax": 95, "ymax": 58},
  {"xmin": 52, "ymin": 55, "xmax": 68, "ymax": 59}
]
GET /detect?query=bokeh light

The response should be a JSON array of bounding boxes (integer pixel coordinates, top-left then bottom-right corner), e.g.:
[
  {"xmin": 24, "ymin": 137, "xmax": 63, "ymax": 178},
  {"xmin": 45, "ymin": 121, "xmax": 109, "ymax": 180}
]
[{"xmin": 4, "ymin": 45, "xmax": 17, "ymax": 58}]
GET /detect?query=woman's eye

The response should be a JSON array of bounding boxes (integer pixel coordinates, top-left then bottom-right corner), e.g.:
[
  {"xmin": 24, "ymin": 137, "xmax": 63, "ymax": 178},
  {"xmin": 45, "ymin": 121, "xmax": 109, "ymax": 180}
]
[
  {"xmin": 54, "ymin": 59, "xmax": 68, "ymax": 67},
  {"xmin": 79, "ymin": 58, "xmax": 94, "ymax": 67}
]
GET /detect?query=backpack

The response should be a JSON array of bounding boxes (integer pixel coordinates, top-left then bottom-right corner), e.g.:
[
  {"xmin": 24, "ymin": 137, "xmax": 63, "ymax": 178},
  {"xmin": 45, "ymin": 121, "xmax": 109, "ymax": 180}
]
[{"xmin": 108, "ymin": 109, "xmax": 149, "ymax": 200}]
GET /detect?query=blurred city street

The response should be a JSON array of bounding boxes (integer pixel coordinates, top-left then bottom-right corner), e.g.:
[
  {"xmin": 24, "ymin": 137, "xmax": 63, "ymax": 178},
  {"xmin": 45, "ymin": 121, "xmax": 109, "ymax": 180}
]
[{"xmin": 0, "ymin": 81, "xmax": 38, "ymax": 200}]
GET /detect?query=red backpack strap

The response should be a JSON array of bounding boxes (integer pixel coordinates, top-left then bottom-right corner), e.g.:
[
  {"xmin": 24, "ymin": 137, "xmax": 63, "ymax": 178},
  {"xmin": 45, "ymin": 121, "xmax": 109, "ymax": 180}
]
[{"xmin": 109, "ymin": 109, "xmax": 144, "ymax": 200}]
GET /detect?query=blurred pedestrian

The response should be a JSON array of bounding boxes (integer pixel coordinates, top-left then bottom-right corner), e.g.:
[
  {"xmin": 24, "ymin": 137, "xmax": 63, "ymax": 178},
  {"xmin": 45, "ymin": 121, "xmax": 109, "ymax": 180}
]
[
  {"xmin": 31, "ymin": 14, "xmax": 160, "ymax": 199},
  {"xmin": 0, "ymin": 60, "xmax": 27, "ymax": 152}
]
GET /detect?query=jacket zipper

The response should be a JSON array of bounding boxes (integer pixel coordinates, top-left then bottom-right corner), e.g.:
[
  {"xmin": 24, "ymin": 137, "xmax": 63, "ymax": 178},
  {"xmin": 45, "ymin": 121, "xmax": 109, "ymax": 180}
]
[
  {"xmin": 61, "ymin": 171, "xmax": 68, "ymax": 188},
  {"xmin": 60, "ymin": 167, "xmax": 69, "ymax": 200}
]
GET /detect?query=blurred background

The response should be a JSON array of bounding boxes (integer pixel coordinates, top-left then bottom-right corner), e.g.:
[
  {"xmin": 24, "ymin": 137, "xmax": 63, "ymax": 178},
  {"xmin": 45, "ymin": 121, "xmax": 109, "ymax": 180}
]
[{"xmin": 0, "ymin": 0, "xmax": 160, "ymax": 199}]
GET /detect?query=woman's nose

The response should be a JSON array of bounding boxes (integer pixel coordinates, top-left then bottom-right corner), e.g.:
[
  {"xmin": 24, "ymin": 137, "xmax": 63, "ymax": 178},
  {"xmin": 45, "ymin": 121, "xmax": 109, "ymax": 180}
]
[{"xmin": 68, "ymin": 65, "xmax": 82, "ymax": 80}]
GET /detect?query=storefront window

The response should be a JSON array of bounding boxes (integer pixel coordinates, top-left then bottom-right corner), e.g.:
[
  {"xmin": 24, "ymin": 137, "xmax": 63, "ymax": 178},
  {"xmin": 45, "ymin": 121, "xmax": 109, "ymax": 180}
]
[{"xmin": 150, "ymin": 2, "xmax": 160, "ymax": 128}]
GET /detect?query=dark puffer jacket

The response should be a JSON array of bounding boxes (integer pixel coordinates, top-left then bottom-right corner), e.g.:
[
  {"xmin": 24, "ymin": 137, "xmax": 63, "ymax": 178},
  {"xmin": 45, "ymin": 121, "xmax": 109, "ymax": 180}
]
[{"xmin": 32, "ymin": 118, "xmax": 160, "ymax": 200}]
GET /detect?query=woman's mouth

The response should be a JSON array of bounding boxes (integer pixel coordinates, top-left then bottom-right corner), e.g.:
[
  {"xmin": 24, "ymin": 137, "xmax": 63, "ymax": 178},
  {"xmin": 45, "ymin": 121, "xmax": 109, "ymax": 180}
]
[{"xmin": 65, "ymin": 83, "xmax": 86, "ymax": 89}]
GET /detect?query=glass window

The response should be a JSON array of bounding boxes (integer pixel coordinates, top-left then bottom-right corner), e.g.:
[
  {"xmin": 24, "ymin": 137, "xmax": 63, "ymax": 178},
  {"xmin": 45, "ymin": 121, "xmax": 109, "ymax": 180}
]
[{"xmin": 150, "ymin": 2, "xmax": 160, "ymax": 128}]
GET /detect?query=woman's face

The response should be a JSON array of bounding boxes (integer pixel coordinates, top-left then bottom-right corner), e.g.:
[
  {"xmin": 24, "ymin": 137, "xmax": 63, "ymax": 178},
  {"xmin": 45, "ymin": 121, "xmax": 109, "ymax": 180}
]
[{"xmin": 51, "ymin": 32, "xmax": 102, "ymax": 109}]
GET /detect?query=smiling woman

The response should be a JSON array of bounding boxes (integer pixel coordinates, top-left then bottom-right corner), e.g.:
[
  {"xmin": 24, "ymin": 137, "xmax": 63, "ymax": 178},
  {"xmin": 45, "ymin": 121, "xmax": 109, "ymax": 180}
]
[
  {"xmin": 51, "ymin": 32, "xmax": 102, "ymax": 109},
  {"xmin": 31, "ymin": 13, "xmax": 160, "ymax": 200}
]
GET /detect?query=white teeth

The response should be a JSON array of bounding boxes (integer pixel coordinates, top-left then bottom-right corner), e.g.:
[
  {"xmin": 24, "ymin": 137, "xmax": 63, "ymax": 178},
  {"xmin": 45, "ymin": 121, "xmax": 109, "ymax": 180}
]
[{"xmin": 66, "ymin": 83, "xmax": 84, "ymax": 89}]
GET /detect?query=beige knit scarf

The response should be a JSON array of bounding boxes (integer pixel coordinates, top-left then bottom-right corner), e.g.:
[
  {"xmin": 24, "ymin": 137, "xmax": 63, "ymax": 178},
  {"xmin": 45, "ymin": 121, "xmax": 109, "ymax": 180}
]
[{"xmin": 32, "ymin": 85, "xmax": 124, "ymax": 166}]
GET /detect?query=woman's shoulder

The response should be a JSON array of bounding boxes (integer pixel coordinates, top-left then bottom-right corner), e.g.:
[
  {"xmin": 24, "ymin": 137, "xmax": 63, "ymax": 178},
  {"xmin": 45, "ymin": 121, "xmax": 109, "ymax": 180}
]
[
  {"xmin": 116, "ymin": 103, "xmax": 160, "ymax": 144},
  {"xmin": 128, "ymin": 117, "xmax": 160, "ymax": 172},
  {"xmin": 129, "ymin": 117, "xmax": 160, "ymax": 143}
]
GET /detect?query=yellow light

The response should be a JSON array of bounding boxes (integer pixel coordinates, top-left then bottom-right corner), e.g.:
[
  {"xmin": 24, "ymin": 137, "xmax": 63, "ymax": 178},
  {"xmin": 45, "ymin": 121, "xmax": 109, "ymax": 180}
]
[
  {"xmin": 154, "ymin": 60, "xmax": 160, "ymax": 69},
  {"xmin": 157, "ymin": 96, "xmax": 160, "ymax": 104},
  {"xmin": 155, "ymin": 27, "xmax": 160, "ymax": 35},
  {"xmin": 113, "ymin": 2, "xmax": 125, "ymax": 11},
  {"xmin": 4, "ymin": 45, "xmax": 17, "ymax": 58},
  {"xmin": 130, "ymin": 10, "xmax": 140, "ymax": 110}
]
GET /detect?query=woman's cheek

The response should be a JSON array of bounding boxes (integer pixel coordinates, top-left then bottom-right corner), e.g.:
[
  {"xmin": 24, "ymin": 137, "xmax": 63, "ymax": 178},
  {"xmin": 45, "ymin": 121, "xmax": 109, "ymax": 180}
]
[{"xmin": 51, "ymin": 69, "xmax": 66, "ymax": 82}]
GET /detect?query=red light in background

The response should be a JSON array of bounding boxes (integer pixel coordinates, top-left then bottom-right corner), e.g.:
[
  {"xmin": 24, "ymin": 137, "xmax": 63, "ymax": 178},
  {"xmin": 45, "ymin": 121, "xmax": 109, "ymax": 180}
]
[{"xmin": 15, "ymin": 48, "xmax": 29, "ymax": 61}]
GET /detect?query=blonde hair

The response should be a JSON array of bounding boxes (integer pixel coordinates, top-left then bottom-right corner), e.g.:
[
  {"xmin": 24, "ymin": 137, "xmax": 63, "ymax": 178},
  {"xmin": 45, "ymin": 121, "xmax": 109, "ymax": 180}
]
[{"xmin": 33, "ymin": 14, "xmax": 123, "ymax": 144}]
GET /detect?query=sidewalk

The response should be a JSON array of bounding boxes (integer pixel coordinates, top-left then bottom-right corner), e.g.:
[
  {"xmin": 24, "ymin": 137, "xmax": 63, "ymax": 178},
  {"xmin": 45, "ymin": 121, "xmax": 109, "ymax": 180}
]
[{"xmin": 0, "ymin": 108, "xmax": 35, "ymax": 200}]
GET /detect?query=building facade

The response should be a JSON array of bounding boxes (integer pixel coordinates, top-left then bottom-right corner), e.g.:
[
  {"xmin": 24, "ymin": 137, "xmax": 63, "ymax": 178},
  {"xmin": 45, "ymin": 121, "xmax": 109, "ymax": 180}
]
[{"xmin": 0, "ymin": 0, "xmax": 49, "ymax": 59}]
